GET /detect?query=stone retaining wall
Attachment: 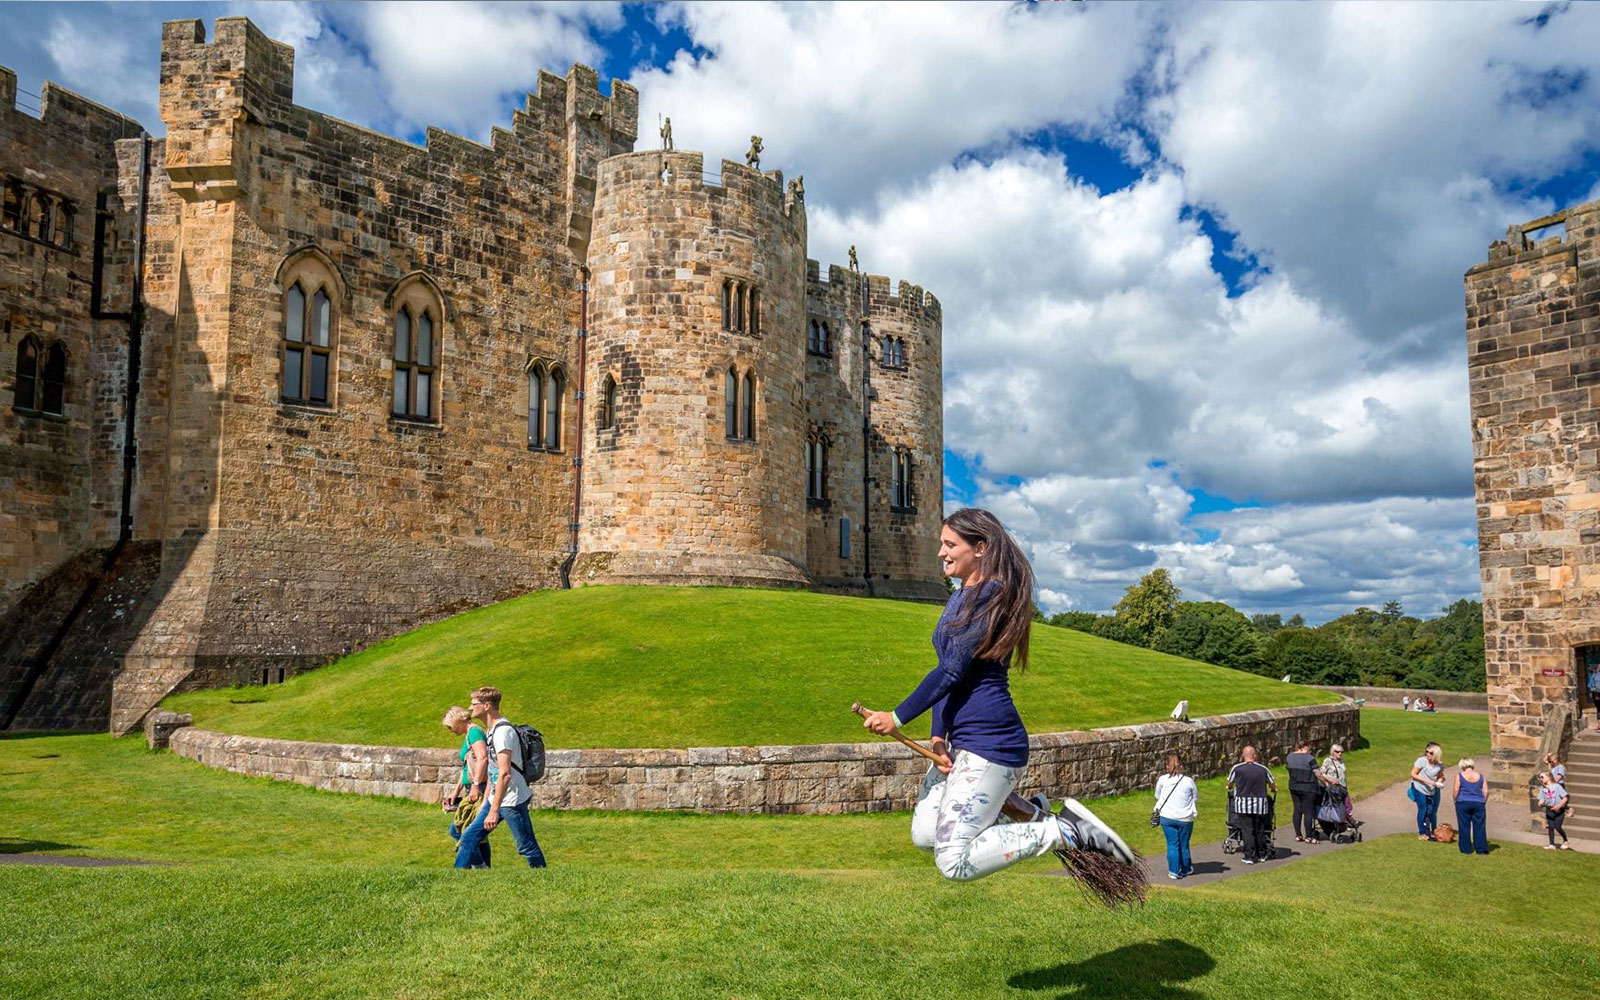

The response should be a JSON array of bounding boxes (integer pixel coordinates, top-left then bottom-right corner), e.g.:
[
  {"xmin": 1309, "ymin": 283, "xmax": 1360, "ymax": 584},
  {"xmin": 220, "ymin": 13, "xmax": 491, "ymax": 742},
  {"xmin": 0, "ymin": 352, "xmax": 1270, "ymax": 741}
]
[
  {"xmin": 1313, "ymin": 685, "xmax": 1487, "ymax": 712},
  {"xmin": 167, "ymin": 701, "xmax": 1358, "ymax": 814}
]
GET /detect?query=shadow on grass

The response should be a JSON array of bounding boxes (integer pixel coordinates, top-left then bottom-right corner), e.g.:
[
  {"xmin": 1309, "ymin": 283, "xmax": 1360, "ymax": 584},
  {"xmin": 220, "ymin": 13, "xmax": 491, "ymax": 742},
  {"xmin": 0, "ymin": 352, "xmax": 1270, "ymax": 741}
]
[
  {"xmin": 1009, "ymin": 938, "xmax": 1214, "ymax": 998},
  {"xmin": 0, "ymin": 837, "xmax": 85, "ymax": 855}
]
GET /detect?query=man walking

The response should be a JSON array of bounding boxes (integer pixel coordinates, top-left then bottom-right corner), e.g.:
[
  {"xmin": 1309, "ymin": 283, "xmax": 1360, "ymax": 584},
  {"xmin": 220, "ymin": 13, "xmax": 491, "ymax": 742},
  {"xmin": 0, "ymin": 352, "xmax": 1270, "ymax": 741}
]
[
  {"xmin": 454, "ymin": 686, "xmax": 547, "ymax": 869},
  {"xmin": 1228, "ymin": 745, "xmax": 1276, "ymax": 864}
]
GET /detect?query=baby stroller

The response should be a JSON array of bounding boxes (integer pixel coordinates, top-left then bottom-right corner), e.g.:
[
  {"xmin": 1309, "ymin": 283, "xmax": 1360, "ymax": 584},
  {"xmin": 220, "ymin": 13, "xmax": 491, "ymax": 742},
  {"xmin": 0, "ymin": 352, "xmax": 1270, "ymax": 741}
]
[
  {"xmin": 1222, "ymin": 792, "xmax": 1276, "ymax": 856},
  {"xmin": 1316, "ymin": 783, "xmax": 1363, "ymax": 844}
]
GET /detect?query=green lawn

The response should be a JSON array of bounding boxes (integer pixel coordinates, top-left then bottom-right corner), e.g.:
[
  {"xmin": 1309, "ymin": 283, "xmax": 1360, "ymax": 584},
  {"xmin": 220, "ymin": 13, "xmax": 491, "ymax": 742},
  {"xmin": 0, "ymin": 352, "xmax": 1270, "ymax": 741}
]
[
  {"xmin": 161, "ymin": 586, "xmax": 1337, "ymax": 748},
  {"xmin": 5, "ymin": 711, "xmax": 1591, "ymax": 999}
]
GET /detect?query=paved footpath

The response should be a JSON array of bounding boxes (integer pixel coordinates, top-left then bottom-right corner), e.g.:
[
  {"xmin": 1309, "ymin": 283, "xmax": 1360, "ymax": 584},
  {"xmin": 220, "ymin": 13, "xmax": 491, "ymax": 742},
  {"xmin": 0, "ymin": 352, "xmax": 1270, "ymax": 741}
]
[{"xmin": 1146, "ymin": 765, "xmax": 1599, "ymax": 886}]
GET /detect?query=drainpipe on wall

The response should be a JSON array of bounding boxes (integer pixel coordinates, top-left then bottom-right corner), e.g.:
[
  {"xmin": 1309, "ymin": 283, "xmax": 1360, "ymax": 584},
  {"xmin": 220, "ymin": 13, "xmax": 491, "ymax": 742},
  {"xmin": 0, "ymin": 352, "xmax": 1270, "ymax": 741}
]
[
  {"xmin": 559, "ymin": 266, "xmax": 590, "ymax": 589},
  {"xmin": 859, "ymin": 270, "xmax": 874, "ymax": 598},
  {"xmin": 1, "ymin": 134, "xmax": 150, "ymax": 731}
]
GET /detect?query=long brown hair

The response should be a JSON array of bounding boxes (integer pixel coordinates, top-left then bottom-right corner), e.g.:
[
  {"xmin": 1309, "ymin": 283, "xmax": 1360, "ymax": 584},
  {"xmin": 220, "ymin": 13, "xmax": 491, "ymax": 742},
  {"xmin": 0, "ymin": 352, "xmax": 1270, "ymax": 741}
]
[
  {"xmin": 943, "ymin": 507, "xmax": 1034, "ymax": 671},
  {"xmin": 1166, "ymin": 753, "xmax": 1183, "ymax": 776}
]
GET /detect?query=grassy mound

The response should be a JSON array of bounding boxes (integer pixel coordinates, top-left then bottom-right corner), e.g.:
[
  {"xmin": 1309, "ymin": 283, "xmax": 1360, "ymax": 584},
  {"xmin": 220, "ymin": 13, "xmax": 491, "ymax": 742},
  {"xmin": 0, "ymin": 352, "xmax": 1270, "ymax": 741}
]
[{"xmin": 163, "ymin": 586, "xmax": 1339, "ymax": 748}]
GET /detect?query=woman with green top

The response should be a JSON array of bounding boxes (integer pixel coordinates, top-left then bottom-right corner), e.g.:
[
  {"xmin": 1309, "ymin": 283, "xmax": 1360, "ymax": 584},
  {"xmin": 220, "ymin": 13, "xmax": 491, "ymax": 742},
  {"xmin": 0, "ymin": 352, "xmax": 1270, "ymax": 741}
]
[{"xmin": 442, "ymin": 705, "xmax": 491, "ymax": 868}]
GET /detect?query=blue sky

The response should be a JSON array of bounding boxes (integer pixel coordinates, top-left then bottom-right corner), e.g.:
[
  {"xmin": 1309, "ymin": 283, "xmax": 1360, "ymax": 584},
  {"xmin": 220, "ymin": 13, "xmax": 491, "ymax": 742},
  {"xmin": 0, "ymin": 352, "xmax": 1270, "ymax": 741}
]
[{"xmin": 6, "ymin": 1, "xmax": 1598, "ymax": 622}]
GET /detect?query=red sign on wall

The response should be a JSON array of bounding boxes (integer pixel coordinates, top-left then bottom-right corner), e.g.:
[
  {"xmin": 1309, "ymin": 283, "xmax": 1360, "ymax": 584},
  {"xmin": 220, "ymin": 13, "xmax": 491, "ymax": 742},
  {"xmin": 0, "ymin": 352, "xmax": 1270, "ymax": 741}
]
[{"xmin": 1540, "ymin": 669, "xmax": 1566, "ymax": 677}]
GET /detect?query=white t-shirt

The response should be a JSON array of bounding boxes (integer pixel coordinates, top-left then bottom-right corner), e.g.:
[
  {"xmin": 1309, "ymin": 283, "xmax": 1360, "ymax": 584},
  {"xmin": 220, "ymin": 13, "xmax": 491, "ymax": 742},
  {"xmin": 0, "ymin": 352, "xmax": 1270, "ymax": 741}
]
[
  {"xmin": 1412, "ymin": 756, "xmax": 1442, "ymax": 795},
  {"xmin": 1154, "ymin": 773, "xmax": 1198, "ymax": 822},
  {"xmin": 489, "ymin": 720, "xmax": 531, "ymax": 809}
]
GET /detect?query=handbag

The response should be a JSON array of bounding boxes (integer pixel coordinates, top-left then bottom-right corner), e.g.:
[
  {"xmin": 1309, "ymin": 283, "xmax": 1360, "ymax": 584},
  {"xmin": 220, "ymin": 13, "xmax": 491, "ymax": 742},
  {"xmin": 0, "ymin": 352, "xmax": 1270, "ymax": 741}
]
[{"xmin": 1152, "ymin": 776, "xmax": 1182, "ymax": 827}]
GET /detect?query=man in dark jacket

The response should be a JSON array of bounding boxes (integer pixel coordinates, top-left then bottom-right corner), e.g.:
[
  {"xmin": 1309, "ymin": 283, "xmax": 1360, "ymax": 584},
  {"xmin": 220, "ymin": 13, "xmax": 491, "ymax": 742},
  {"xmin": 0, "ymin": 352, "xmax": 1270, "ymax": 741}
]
[{"xmin": 1228, "ymin": 745, "xmax": 1277, "ymax": 864}]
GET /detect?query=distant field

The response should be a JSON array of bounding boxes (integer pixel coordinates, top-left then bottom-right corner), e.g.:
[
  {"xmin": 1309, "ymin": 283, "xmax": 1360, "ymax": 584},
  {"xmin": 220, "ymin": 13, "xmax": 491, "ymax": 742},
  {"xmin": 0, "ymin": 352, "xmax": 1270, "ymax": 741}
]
[{"xmin": 162, "ymin": 586, "xmax": 1339, "ymax": 748}]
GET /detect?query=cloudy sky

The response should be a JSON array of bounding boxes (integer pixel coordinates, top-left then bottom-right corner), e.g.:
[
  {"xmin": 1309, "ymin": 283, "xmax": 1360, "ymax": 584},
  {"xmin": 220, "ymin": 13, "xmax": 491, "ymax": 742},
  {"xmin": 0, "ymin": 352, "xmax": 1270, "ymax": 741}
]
[{"xmin": 6, "ymin": 1, "xmax": 1598, "ymax": 622}]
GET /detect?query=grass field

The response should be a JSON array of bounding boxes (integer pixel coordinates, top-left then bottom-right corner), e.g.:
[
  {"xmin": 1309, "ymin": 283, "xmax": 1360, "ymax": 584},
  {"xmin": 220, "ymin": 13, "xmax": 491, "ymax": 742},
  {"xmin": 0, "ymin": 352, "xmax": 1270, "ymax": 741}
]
[
  {"xmin": 1, "ymin": 711, "xmax": 1593, "ymax": 999},
  {"xmin": 161, "ymin": 586, "xmax": 1337, "ymax": 748}
]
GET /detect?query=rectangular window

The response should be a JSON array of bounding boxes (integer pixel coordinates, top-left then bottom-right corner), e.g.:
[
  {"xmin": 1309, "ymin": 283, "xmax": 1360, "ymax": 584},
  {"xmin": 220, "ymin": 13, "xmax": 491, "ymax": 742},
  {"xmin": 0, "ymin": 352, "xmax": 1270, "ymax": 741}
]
[
  {"xmin": 416, "ymin": 372, "xmax": 432, "ymax": 419},
  {"xmin": 839, "ymin": 517, "xmax": 851, "ymax": 558},
  {"xmin": 418, "ymin": 314, "xmax": 433, "ymax": 365},
  {"xmin": 284, "ymin": 348, "xmax": 304, "ymax": 401},
  {"xmin": 308, "ymin": 352, "xmax": 328, "ymax": 404},
  {"xmin": 392, "ymin": 371, "xmax": 408, "ymax": 415}
]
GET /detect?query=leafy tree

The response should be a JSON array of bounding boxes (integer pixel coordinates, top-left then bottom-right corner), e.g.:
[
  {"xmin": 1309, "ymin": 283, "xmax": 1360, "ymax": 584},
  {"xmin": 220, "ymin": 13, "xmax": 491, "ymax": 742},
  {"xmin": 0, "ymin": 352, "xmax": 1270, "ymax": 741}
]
[
  {"xmin": 1113, "ymin": 568, "xmax": 1180, "ymax": 647},
  {"xmin": 1048, "ymin": 611, "xmax": 1099, "ymax": 632},
  {"xmin": 1250, "ymin": 613, "xmax": 1283, "ymax": 636},
  {"xmin": 1286, "ymin": 614, "xmax": 1306, "ymax": 629},
  {"xmin": 1088, "ymin": 615, "xmax": 1135, "ymax": 646},
  {"xmin": 1263, "ymin": 628, "xmax": 1360, "ymax": 685},
  {"xmin": 1154, "ymin": 602, "xmax": 1265, "ymax": 674},
  {"xmin": 1381, "ymin": 600, "xmax": 1403, "ymax": 622}
]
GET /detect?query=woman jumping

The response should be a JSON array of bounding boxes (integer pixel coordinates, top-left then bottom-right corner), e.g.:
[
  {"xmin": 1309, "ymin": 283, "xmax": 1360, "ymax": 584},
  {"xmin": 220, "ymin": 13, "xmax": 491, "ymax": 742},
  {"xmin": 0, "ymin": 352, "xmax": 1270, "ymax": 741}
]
[{"xmin": 858, "ymin": 507, "xmax": 1132, "ymax": 882}]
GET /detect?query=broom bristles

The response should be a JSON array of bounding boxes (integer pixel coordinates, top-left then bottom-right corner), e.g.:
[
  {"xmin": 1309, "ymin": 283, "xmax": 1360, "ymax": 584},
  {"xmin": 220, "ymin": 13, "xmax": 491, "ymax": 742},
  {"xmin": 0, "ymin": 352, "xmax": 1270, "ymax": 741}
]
[{"xmin": 1054, "ymin": 846, "xmax": 1149, "ymax": 911}]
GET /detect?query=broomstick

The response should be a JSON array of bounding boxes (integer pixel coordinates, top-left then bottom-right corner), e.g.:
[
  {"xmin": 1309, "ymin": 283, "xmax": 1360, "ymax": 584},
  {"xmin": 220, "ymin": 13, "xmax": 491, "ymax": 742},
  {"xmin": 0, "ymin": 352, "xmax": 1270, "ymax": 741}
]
[{"xmin": 851, "ymin": 701, "xmax": 1147, "ymax": 910}]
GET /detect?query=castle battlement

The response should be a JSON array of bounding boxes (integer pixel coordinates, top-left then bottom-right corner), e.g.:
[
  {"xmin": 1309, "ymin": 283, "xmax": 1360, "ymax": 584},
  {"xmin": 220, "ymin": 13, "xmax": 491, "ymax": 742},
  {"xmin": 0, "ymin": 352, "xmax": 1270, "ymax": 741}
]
[
  {"xmin": 804, "ymin": 260, "xmax": 941, "ymax": 325},
  {"xmin": 0, "ymin": 65, "xmax": 144, "ymax": 153}
]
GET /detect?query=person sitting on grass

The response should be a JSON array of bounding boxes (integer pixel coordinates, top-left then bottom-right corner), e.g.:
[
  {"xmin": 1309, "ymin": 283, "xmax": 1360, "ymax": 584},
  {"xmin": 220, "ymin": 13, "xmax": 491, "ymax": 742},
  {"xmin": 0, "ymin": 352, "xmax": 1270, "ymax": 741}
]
[
  {"xmin": 454, "ymin": 686, "xmax": 547, "ymax": 870},
  {"xmin": 441, "ymin": 706, "xmax": 491, "ymax": 868},
  {"xmin": 1451, "ymin": 757, "xmax": 1489, "ymax": 856},
  {"xmin": 1410, "ymin": 742, "xmax": 1445, "ymax": 841},
  {"xmin": 1538, "ymin": 771, "xmax": 1572, "ymax": 851}
]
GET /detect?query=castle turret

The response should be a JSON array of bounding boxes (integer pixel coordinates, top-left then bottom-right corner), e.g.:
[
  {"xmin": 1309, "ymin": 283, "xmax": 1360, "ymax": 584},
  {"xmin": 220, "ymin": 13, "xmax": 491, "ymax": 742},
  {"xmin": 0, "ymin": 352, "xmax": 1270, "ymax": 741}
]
[{"xmin": 575, "ymin": 151, "xmax": 810, "ymax": 587}]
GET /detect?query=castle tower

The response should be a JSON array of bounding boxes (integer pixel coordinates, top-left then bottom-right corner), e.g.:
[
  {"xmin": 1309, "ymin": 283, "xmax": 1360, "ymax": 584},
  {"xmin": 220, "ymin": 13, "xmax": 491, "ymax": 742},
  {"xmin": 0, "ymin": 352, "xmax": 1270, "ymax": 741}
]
[
  {"xmin": 575, "ymin": 151, "xmax": 810, "ymax": 587},
  {"xmin": 1466, "ymin": 196, "xmax": 1600, "ymax": 806}
]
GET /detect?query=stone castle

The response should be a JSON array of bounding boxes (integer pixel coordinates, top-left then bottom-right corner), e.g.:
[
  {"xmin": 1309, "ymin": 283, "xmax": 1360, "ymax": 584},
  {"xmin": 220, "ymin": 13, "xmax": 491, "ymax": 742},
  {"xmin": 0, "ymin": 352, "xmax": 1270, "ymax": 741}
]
[
  {"xmin": 1466, "ymin": 196, "xmax": 1600, "ymax": 804},
  {"xmin": 0, "ymin": 18, "xmax": 945, "ymax": 735}
]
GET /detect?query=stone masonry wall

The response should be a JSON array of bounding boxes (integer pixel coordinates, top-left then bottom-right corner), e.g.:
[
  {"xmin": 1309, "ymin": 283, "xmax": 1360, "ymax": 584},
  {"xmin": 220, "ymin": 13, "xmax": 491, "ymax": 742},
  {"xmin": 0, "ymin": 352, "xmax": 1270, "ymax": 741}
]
[
  {"xmin": 1466, "ymin": 196, "xmax": 1600, "ymax": 803},
  {"xmin": 802, "ymin": 262, "xmax": 869, "ymax": 588},
  {"xmin": 105, "ymin": 18, "xmax": 639, "ymax": 730},
  {"xmin": 167, "ymin": 701, "xmax": 1358, "ymax": 813},
  {"xmin": 0, "ymin": 67, "xmax": 143, "ymax": 621}
]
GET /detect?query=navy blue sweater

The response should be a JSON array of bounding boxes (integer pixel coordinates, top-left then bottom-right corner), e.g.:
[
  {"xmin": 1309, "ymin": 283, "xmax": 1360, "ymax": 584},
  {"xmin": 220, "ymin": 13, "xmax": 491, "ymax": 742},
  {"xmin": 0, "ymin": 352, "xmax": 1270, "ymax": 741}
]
[{"xmin": 894, "ymin": 582, "xmax": 1029, "ymax": 767}]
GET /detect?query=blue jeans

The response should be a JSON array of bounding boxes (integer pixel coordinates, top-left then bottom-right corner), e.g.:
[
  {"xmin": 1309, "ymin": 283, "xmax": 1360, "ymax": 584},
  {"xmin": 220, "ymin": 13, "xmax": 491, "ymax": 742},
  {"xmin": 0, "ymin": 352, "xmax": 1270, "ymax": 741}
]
[
  {"xmin": 449, "ymin": 812, "xmax": 491, "ymax": 868},
  {"xmin": 1414, "ymin": 789, "xmax": 1439, "ymax": 836},
  {"xmin": 453, "ymin": 800, "xmax": 494, "ymax": 869},
  {"xmin": 497, "ymin": 802, "xmax": 547, "ymax": 868},
  {"xmin": 1454, "ymin": 801, "xmax": 1487, "ymax": 854},
  {"xmin": 1159, "ymin": 817, "xmax": 1193, "ymax": 876}
]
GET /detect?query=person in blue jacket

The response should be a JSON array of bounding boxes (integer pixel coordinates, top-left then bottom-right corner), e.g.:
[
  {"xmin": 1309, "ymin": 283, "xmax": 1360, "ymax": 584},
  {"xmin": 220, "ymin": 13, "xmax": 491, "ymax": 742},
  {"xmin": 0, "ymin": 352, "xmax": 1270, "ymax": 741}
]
[{"xmin": 858, "ymin": 507, "xmax": 1132, "ymax": 881}]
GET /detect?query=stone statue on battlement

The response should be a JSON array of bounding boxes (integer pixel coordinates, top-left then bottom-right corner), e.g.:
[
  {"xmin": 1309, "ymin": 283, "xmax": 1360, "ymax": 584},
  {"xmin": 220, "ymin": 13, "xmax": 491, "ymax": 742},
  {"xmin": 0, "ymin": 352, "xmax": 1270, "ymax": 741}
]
[
  {"xmin": 660, "ymin": 116, "xmax": 673, "ymax": 151},
  {"xmin": 848, "ymin": 245, "xmax": 859, "ymax": 272},
  {"xmin": 789, "ymin": 175, "xmax": 804, "ymax": 200},
  {"xmin": 746, "ymin": 135, "xmax": 762, "ymax": 168}
]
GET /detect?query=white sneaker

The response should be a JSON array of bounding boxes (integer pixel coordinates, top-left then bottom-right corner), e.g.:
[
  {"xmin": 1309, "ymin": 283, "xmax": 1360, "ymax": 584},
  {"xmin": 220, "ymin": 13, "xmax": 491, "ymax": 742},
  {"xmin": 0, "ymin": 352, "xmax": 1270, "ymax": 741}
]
[
  {"xmin": 1544, "ymin": 844, "xmax": 1557, "ymax": 850},
  {"xmin": 1168, "ymin": 872, "xmax": 1180, "ymax": 879},
  {"xmin": 1054, "ymin": 797, "xmax": 1134, "ymax": 864},
  {"xmin": 1242, "ymin": 858, "xmax": 1256, "ymax": 865}
]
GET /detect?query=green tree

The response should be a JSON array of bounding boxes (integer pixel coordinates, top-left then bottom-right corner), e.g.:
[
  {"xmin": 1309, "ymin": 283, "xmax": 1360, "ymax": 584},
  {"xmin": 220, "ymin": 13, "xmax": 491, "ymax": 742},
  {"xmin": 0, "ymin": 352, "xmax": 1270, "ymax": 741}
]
[
  {"xmin": 1263, "ymin": 628, "xmax": 1360, "ymax": 685},
  {"xmin": 1048, "ymin": 610, "xmax": 1099, "ymax": 632},
  {"xmin": 1113, "ymin": 568, "xmax": 1180, "ymax": 647},
  {"xmin": 1088, "ymin": 615, "xmax": 1135, "ymax": 646},
  {"xmin": 1286, "ymin": 613, "xmax": 1306, "ymax": 629},
  {"xmin": 1154, "ymin": 601, "xmax": 1265, "ymax": 674},
  {"xmin": 1381, "ymin": 600, "xmax": 1403, "ymax": 623},
  {"xmin": 1250, "ymin": 613, "xmax": 1283, "ymax": 636}
]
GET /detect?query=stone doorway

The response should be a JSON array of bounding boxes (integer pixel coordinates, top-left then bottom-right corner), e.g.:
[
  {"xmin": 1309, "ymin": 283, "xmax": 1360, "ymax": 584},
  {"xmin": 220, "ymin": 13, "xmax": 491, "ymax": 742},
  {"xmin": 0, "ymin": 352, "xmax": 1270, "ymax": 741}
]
[{"xmin": 1579, "ymin": 646, "xmax": 1600, "ymax": 728}]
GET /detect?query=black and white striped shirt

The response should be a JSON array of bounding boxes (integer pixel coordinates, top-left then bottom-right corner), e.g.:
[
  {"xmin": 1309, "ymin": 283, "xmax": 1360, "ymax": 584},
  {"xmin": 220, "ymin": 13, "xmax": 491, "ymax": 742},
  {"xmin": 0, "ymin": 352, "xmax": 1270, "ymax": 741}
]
[{"xmin": 1229, "ymin": 761, "xmax": 1275, "ymax": 815}]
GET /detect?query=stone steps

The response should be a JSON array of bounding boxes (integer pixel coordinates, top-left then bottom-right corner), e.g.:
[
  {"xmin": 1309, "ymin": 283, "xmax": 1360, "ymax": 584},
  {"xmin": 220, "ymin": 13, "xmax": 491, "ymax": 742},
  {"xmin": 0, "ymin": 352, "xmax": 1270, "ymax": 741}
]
[{"xmin": 1557, "ymin": 731, "xmax": 1600, "ymax": 838}]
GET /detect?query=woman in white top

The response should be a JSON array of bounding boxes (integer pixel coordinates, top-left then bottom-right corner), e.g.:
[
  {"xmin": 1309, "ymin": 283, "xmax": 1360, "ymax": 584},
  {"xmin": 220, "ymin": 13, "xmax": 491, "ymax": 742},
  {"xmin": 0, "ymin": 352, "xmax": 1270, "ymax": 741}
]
[{"xmin": 1154, "ymin": 753, "xmax": 1199, "ymax": 879}]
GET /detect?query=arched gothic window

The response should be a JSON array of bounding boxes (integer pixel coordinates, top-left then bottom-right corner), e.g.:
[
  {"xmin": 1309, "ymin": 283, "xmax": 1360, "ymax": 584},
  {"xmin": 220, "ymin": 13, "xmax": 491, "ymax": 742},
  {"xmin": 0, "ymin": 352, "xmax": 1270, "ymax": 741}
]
[
  {"xmin": 281, "ymin": 281, "xmax": 335, "ymax": 405},
  {"xmin": 278, "ymin": 251, "xmax": 343, "ymax": 407},
  {"xmin": 41, "ymin": 342, "xmax": 67, "ymax": 415},
  {"xmin": 741, "ymin": 371, "xmax": 755, "ymax": 439},
  {"xmin": 722, "ymin": 281, "xmax": 733, "ymax": 331},
  {"xmin": 725, "ymin": 367, "xmax": 739, "ymax": 437},
  {"xmin": 13, "ymin": 335, "xmax": 40, "ymax": 411},
  {"xmin": 545, "ymin": 367, "xmax": 564, "ymax": 450},
  {"xmin": 3, "ymin": 181, "xmax": 24, "ymax": 231},
  {"xmin": 388, "ymin": 275, "xmax": 443, "ymax": 421},
  {"xmin": 600, "ymin": 374, "xmax": 618, "ymax": 430},
  {"xmin": 29, "ymin": 194, "xmax": 52, "ymax": 243},
  {"xmin": 891, "ymin": 449, "xmax": 915, "ymax": 509},
  {"xmin": 734, "ymin": 284, "xmax": 746, "ymax": 333},
  {"xmin": 54, "ymin": 202, "xmax": 74, "ymax": 250},
  {"xmin": 819, "ymin": 322, "xmax": 830, "ymax": 354},
  {"xmin": 528, "ymin": 363, "xmax": 545, "ymax": 443},
  {"xmin": 806, "ymin": 433, "xmax": 829, "ymax": 500},
  {"xmin": 808, "ymin": 320, "xmax": 819, "ymax": 354}
]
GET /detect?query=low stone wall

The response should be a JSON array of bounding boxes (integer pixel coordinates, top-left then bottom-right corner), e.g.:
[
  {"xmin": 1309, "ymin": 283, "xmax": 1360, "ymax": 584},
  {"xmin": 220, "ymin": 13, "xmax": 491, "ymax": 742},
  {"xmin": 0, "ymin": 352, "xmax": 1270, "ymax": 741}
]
[
  {"xmin": 167, "ymin": 701, "xmax": 1358, "ymax": 814},
  {"xmin": 1313, "ymin": 685, "xmax": 1487, "ymax": 712}
]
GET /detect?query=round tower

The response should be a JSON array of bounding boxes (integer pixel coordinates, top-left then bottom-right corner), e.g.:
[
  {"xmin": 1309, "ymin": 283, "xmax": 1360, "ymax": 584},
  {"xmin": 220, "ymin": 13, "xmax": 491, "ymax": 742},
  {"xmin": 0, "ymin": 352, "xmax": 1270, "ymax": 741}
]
[{"xmin": 574, "ymin": 150, "xmax": 809, "ymax": 588}]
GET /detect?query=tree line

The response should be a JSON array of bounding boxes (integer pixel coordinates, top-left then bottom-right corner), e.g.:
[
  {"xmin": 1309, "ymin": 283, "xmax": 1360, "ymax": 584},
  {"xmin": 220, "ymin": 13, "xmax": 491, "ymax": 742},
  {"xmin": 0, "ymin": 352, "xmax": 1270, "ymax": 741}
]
[{"xmin": 1038, "ymin": 569, "xmax": 1485, "ymax": 692}]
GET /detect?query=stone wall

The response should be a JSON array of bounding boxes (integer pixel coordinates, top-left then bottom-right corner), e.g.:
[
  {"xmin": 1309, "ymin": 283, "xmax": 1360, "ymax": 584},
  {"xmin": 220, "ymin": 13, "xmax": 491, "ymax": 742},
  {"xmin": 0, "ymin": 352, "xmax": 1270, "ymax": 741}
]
[
  {"xmin": 1312, "ymin": 685, "xmax": 1488, "ymax": 712},
  {"xmin": 166, "ymin": 701, "xmax": 1358, "ymax": 813},
  {"xmin": 1465, "ymin": 196, "xmax": 1600, "ymax": 802}
]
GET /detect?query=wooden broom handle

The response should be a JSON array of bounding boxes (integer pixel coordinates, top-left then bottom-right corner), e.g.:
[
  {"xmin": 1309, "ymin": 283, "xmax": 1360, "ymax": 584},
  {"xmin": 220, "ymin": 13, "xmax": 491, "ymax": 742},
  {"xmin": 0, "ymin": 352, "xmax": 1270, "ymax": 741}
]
[{"xmin": 850, "ymin": 701, "xmax": 1037, "ymax": 823}]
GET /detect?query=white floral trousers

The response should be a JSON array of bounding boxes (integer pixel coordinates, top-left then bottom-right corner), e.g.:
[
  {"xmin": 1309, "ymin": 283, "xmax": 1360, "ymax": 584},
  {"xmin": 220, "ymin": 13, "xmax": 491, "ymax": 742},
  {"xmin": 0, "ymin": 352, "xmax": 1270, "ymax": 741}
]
[{"xmin": 910, "ymin": 749, "xmax": 1064, "ymax": 881}]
